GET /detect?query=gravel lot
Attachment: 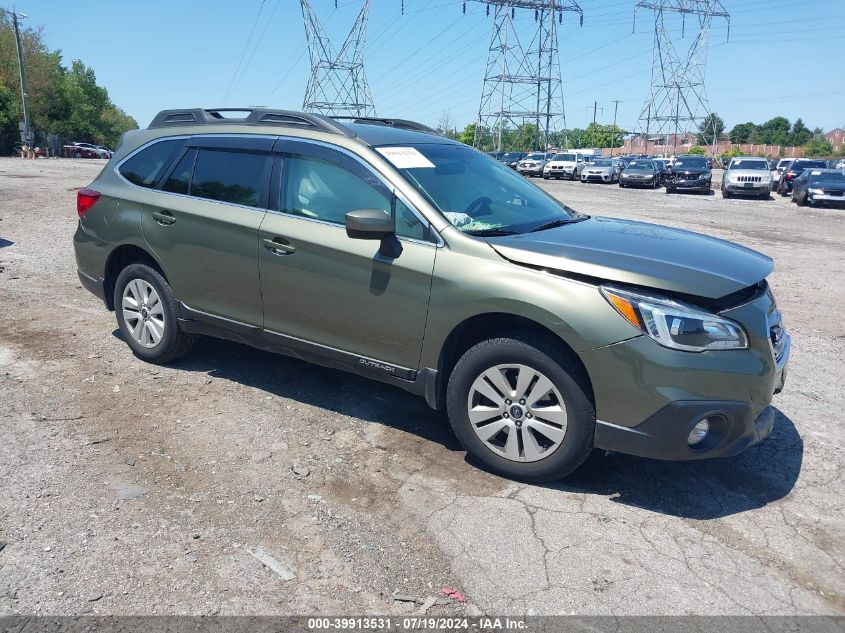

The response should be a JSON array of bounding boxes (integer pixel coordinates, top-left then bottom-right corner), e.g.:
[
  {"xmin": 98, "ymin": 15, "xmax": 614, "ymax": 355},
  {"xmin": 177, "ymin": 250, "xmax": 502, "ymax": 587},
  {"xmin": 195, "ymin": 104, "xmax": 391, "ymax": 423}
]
[{"xmin": 0, "ymin": 157, "xmax": 843, "ymax": 616}]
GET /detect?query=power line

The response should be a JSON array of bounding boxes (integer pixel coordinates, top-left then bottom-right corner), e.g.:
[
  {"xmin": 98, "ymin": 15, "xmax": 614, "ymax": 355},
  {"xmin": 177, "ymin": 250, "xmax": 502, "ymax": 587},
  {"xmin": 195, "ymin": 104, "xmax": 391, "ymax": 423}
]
[{"xmin": 222, "ymin": 0, "xmax": 267, "ymax": 104}]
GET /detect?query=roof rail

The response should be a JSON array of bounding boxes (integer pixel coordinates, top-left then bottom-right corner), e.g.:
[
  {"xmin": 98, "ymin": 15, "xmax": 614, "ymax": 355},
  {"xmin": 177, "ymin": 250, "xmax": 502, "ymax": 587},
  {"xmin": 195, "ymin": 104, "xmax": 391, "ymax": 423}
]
[
  {"xmin": 331, "ymin": 116, "xmax": 439, "ymax": 135},
  {"xmin": 147, "ymin": 108, "xmax": 356, "ymax": 138}
]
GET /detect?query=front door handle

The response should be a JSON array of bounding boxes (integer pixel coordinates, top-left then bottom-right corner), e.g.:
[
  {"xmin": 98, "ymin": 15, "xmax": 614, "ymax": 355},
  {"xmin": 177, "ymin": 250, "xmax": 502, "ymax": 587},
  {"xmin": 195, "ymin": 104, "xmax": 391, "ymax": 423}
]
[
  {"xmin": 263, "ymin": 237, "xmax": 295, "ymax": 256},
  {"xmin": 152, "ymin": 210, "xmax": 176, "ymax": 226}
]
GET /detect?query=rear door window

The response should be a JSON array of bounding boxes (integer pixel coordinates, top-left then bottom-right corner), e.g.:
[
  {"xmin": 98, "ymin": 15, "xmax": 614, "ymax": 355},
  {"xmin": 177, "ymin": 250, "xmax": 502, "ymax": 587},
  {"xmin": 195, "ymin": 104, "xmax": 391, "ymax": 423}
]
[
  {"xmin": 118, "ymin": 139, "xmax": 185, "ymax": 188},
  {"xmin": 190, "ymin": 149, "xmax": 271, "ymax": 208}
]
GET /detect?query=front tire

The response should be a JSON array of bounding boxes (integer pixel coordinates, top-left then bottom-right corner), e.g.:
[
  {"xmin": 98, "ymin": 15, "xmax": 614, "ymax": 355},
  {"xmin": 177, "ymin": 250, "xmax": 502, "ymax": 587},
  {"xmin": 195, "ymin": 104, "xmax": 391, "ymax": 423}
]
[
  {"xmin": 114, "ymin": 263, "xmax": 194, "ymax": 364},
  {"xmin": 446, "ymin": 335, "xmax": 595, "ymax": 482}
]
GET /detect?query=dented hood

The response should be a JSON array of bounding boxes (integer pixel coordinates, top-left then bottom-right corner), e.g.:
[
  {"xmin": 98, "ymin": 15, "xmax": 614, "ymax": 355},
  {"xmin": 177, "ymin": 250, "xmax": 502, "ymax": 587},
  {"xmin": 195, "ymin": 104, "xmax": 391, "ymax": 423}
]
[{"xmin": 487, "ymin": 217, "xmax": 773, "ymax": 299}]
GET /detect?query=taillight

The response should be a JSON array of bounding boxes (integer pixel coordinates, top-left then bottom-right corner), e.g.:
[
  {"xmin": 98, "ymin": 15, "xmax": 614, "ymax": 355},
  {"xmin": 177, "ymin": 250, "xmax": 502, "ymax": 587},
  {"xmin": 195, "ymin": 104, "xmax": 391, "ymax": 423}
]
[{"xmin": 77, "ymin": 188, "xmax": 101, "ymax": 218}]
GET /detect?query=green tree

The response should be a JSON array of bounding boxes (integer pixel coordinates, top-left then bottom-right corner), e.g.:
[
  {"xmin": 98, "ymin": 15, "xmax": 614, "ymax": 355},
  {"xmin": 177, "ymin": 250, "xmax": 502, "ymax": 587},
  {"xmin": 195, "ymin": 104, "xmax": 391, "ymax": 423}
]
[
  {"xmin": 582, "ymin": 122, "xmax": 625, "ymax": 148},
  {"xmin": 696, "ymin": 112, "xmax": 725, "ymax": 146},
  {"xmin": 756, "ymin": 117, "xmax": 791, "ymax": 145},
  {"xmin": 789, "ymin": 118, "xmax": 812, "ymax": 147},
  {"xmin": 803, "ymin": 137, "xmax": 833, "ymax": 156},
  {"xmin": 459, "ymin": 122, "xmax": 477, "ymax": 146},
  {"xmin": 0, "ymin": 11, "xmax": 137, "ymax": 150},
  {"xmin": 729, "ymin": 122, "xmax": 757, "ymax": 144},
  {"xmin": 688, "ymin": 145, "xmax": 706, "ymax": 155}
]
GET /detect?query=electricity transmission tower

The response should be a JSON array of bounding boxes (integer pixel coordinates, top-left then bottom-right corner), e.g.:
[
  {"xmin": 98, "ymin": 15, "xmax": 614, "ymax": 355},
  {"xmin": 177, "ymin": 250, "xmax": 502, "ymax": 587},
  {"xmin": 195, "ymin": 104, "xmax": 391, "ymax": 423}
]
[
  {"xmin": 634, "ymin": 0, "xmax": 729, "ymax": 155},
  {"xmin": 301, "ymin": 0, "xmax": 376, "ymax": 117},
  {"xmin": 471, "ymin": 1, "xmax": 583, "ymax": 152}
]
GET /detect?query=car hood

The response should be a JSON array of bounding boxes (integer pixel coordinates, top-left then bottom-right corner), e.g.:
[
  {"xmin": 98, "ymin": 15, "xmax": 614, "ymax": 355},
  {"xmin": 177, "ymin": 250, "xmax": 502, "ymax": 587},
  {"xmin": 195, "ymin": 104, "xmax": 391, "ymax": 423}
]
[
  {"xmin": 486, "ymin": 216, "xmax": 773, "ymax": 299},
  {"xmin": 728, "ymin": 170, "xmax": 770, "ymax": 178},
  {"xmin": 623, "ymin": 168, "xmax": 656, "ymax": 175},
  {"xmin": 815, "ymin": 181, "xmax": 845, "ymax": 190},
  {"xmin": 670, "ymin": 167, "xmax": 710, "ymax": 176},
  {"xmin": 547, "ymin": 160, "xmax": 577, "ymax": 166},
  {"xmin": 584, "ymin": 166, "xmax": 612, "ymax": 172}
]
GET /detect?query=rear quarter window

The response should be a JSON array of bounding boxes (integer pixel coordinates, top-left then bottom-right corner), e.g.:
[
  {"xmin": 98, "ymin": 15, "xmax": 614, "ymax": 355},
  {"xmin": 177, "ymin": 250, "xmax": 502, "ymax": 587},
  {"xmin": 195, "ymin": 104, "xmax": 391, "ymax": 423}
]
[{"xmin": 118, "ymin": 139, "xmax": 185, "ymax": 188}]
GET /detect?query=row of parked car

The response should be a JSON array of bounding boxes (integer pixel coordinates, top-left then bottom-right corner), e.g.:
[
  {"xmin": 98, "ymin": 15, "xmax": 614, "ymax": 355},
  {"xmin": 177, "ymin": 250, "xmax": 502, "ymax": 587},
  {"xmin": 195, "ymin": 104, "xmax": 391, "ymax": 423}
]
[
  {"xmin": 490, "ymin": 150, "xmax": 845, "ymax": 206},
  {"xmin": 60, "ymin": 142, "xmax": 114, "ymax": 159}
]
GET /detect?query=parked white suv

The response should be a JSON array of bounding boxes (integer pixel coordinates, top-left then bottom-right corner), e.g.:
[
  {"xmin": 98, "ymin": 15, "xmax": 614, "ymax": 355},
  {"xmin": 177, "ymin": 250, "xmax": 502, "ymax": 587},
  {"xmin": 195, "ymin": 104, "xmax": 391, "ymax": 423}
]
[
  {"xmin": 542, "ymin": 152, "xmax": 585, "ymax": 180},
  {"xmin": 722, "ymin": 157, "xmax": 773, "ymax": 199}
]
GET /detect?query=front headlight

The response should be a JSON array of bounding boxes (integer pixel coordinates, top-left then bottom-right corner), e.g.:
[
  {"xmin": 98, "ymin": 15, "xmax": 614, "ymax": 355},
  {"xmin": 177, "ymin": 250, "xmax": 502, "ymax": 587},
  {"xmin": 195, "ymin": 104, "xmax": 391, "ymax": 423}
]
[
  {"xmin": 808, "ymin": 188, "xmax": 824, "ymax": 195},
  {"xmin": 601, "ymin": 286, "xmax": 748, "ymax": 352}
]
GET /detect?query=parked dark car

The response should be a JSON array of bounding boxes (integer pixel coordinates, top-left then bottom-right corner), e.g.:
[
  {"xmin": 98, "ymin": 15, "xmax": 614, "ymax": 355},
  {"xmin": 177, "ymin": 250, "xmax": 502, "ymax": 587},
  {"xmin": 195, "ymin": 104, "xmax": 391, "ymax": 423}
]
[
  {"xmin": 778, "ymin": 159, "xmax": 828, "ymax": 196},
  {"xmin": 619, "ymin": 160, "xmax": 661, "ymax": 189},
  {"xmin": 665, "ymin": 155, "xmax": 712, "ymax": 194},
  {"xmin": 791, "ymin": 168, "xmax": 845, "ymax": 207},
  {"xmin": 499, "ymin": 152, "xmax": 527, "ymax": 169}
]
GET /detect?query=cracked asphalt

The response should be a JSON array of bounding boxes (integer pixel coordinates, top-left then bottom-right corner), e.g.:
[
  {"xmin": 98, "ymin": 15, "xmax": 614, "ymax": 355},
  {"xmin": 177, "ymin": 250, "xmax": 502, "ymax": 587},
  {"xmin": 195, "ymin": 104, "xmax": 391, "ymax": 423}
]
[{"xmin": 0, "ymin": 157, "xmax": 842, "ymax": 616}]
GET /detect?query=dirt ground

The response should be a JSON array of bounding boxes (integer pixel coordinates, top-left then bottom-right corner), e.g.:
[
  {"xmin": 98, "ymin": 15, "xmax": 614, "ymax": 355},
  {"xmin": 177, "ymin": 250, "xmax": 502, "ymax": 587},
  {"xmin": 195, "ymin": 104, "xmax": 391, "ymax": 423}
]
[{"xmin": 0, "ymin": 157, "xmax": 843, "ymax": 616}]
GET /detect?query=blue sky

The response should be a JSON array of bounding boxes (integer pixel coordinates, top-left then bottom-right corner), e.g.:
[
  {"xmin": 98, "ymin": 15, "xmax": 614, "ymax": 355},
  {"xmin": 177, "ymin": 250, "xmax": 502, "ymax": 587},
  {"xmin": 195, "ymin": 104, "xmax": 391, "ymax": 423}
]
[{"xmin": 19, "ymin": 0, "xmax": 845, "ymax": 134}]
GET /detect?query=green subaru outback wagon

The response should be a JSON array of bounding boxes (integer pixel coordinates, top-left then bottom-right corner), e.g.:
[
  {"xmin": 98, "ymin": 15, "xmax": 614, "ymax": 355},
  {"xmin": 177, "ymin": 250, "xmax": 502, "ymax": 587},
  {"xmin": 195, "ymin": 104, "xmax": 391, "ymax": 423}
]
[{"xmin": 74, "ymin": 108, "xmax": 790, "ymax": 482}]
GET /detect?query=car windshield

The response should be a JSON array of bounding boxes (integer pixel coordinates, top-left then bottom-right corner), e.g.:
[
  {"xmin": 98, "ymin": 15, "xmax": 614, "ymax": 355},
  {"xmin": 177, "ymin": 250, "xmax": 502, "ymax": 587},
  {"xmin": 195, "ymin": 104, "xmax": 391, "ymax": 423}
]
[
  {"xmin": 809, "ymin": 171, "xmax": 845, "ymax": 183},
  {"xmin": 730, "ymin": 159, "xmax": 768, "ymax": 170},
  {"xmin": 552, "ymin": 153, "xmax": 576, "ymax": 161},
  {"xmin": 627, "ymin": 161, "xmax": 655, "ymax": 169},
  {"xmin": 673, "ymin": 157, "xmax": 707, "ymax": 168},
  {"xmin": 525, "ymin": 153, "xmax": 546, "ymax": 160},
  {"xmin": 501, "ymin": 153, "xmax": 523, "ymax": 161},
  {"xmin": 384, "ymin": 143, "xmax": 578, "ymax": 235},
  {"xmin": 591, "ymin": 160, "xmax": 613, "ymax": 167}
]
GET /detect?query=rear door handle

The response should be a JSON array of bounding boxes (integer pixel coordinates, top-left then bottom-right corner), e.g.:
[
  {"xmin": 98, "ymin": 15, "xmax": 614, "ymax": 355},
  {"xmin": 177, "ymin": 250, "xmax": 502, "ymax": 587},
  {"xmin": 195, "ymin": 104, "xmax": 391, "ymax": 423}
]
[
  {"xmin": 152, "ymin": 210, "xmax": 176, "ymax": 226},
  {"xmin": 263, "ymin": 237, "xmax": 295, "ymax": 255}
]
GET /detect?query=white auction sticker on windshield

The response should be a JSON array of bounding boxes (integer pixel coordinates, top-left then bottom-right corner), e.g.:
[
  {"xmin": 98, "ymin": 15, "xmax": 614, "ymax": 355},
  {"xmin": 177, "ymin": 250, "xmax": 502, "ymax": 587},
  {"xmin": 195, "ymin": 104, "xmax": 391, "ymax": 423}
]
[{"xmin": 376, "ymin": 147, "xmax": 435, "ymax": 169}]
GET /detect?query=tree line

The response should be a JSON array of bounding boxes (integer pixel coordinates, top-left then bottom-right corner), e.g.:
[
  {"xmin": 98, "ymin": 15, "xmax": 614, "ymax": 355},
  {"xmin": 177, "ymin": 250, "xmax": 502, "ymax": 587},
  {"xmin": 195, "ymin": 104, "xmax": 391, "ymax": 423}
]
[
  {"xmin": 696, "ymin": 112, "xmax": 835, "ymax": 156},
  {"xmin": 0, "ymin": 10, "xmax": 138, "ymax": 154}
]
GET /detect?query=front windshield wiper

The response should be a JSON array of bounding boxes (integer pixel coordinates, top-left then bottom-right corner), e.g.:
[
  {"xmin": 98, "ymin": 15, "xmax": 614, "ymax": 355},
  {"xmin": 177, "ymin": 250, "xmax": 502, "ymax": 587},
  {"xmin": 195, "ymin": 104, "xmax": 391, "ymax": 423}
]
[
  {"xmin": 464, "ymin": 228, "xmax": 519, "ymax": 236},
  {"xmin": 529, "ymin": 215, "xmax": 590, "ymax": 233}
]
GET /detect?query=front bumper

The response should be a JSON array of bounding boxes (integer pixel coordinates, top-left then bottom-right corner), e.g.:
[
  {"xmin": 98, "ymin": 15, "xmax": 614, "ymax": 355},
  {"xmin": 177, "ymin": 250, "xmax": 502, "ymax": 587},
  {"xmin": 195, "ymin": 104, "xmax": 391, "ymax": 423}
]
[
  {"xmin": 809, "ymin": 193, "xmax": 845, "ymax": 205},
  {"xmin": 667, "ymin": 179, "xmax": 710, "ymax": 191},
  {"xmin": 725, "ymin": 182, "xmax": 772, "ymax": 195},
  {"xmin": 580, "ymin": 287, "xmax": 790, "ymax": 461},
  {"xmin": 582, "ymin": 173, "xmax": 613, "ymax": 182},
  {"xmin": 621, "ymin": 176, "xmax": 656, "ymax": 187},
  {"xmin": 594, "ymin": 401, "xmax": 776, "ymax": 460},
  {"xmin": 518, "ymin": 165, "xmax": 544, "ymax": 176}
]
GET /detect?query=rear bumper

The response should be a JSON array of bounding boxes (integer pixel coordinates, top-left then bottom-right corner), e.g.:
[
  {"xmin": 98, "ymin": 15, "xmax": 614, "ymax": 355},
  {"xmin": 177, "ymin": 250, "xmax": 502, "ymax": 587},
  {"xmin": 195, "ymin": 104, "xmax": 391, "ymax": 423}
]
[
  {"xmin": 594, "ymin": 401, "xmax": 776, "ymax": 460},
  {"xmin": 77, "ymin": 269, "xmax": 108, "ymax": 306}
]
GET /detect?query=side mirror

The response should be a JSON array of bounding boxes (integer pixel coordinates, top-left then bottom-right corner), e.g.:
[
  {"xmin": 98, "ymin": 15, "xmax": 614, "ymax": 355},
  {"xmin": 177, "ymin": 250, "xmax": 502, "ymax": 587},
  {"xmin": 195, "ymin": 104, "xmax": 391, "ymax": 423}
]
[
  {"xmin": 345, "ymin": 209, "xmax": 394, "ymax": 240},
  {"xmin": 345, "ymin": 208, "xmax": 402, "ymax": 259}
]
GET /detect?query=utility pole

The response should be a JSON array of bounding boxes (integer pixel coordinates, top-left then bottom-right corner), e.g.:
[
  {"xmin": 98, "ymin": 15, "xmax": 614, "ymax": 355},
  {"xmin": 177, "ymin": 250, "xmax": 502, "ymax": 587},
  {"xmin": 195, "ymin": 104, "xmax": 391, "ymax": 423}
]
[
  {"xmin": 471, "ymin": 0, "xmax": 583, "ymax": 152},
  {"xmin": 611, "ymin": 99, "xmax": 621, "ymax": 156},
  {"xmin": 592, "ymin": 101, "xmax": 598, "ymax": 125},
  {"xmin": 300, "ymin": 0, "xmax": 376, "ymax": 117},
  {"xmin": 633, "ymin": 1, "xmax": 729, "ymax": 158},
  {"xmin": 11, "ymin": 7, "xmax": 31, "ymax": 149}
]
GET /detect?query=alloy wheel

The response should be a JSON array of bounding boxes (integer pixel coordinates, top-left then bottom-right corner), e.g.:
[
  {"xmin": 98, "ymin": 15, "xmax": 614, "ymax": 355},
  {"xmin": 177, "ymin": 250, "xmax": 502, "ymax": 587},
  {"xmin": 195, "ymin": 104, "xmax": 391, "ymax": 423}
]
[
  {"xmin": 122, "ymin": 279, "xmax": 165, "ymax": 348},
  {"xmin": 467, "ymin": 364, "xmax": 568, "ymax": 462}
]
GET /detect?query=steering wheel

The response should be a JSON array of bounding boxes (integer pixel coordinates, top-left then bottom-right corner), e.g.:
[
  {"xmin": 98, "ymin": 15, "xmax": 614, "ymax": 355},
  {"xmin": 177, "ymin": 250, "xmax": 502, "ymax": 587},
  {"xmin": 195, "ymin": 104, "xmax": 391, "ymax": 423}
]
[{"xmin": 464, "ymin": 196, "xmax": 493, "ymax": 218}]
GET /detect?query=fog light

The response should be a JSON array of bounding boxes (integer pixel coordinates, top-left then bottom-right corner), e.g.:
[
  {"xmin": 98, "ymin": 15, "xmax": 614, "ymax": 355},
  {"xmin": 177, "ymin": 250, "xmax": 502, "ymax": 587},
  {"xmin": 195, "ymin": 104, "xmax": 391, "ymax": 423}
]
[{"xmin": 687, "ymin": 418, "xmax": 710, "ymax": 446}]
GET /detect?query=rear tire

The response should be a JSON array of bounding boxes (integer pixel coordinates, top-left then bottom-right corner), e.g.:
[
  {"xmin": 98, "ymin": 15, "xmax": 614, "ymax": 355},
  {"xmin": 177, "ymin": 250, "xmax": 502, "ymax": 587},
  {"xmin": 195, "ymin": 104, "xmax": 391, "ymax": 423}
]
[
  {"xmin": 113, "ymin": 263, "xmax": 194, "ymax": 364},
  {"xmin": 446, "ymin": 335, "xmax": 595, "ymax": 482}
]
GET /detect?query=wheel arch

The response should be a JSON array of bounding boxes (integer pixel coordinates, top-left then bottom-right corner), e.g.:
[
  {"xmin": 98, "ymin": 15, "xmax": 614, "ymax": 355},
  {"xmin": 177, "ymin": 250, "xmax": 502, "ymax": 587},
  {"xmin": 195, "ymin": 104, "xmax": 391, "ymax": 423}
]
[
  {"xmin": 103, "ymin": 243, "xmax": 168, "ymax": 311},
  {"xmin": 431, "ymin": 312, "xmax": 594, "ymax": 411}
]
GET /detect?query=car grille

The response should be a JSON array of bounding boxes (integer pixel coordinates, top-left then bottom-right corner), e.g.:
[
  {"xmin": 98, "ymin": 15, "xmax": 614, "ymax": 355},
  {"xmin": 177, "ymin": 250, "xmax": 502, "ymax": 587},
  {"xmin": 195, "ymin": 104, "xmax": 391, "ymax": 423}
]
[
  {"xmin": 736, "ymin": 175, "xmax": 762, "ymax": 183},
  {"xmin": 823, "ymin": 190, "xmax": 844, "ymax": 196}
]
